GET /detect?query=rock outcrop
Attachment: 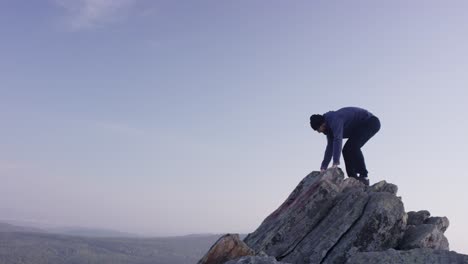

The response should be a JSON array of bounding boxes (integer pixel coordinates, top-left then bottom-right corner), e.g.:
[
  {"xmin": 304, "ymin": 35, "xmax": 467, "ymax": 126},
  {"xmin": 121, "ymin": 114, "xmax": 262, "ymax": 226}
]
[{"xmin": 199, "ymin": 168, "xmax": 467, "ymax": 263}]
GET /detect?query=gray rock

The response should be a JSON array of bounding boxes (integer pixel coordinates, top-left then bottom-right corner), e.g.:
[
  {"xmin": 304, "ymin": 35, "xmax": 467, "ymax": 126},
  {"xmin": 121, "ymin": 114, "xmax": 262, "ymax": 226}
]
[
  {"xmin": 407, "ymin": 210, "xmax": 431, "ymax": 226},
  {"xmin": 399, "ymin": 224, "xmax": 449, "ymax": 250},
  {"xmin": 244, "ymin": 169, "xmax": 346, "ymax": 257},
  {"xmin": 339, "ymin": 177, "xmax": 365, "ymax": 193},
  {"xmin": 369, "ymin": 180, "xmax": 398, "ymax": 195},
  {"xmin": 279, "ymin": 188, "xmax": 371, "ymax": 264},
  {"xmin": 225, "ymin": 256, "xmax": 291, "ymax": 264},
  {"xmin": 201, "ymin": 168, "xmax": 459, "ymax": 264},
  {"xmin": 425, "ymin": 216, "xmax": 450, "ymax": 232},
  {"xmin": 346, "ymin": 248, "xmax": 468, "ymax": 264},
  {"xmin": 319, "ymin": 192, "xmax": 406, "ymax": 264},
  {"xmin": 198, "ymin": 234, "xmax": 255, "ymax": 264}
]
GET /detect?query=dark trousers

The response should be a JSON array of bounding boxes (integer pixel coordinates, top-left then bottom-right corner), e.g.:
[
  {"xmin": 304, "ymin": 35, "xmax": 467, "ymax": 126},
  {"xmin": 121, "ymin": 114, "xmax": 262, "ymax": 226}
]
[{"xmin": 342, "ymin": 116, "xmax": 381, "ymax": 178}]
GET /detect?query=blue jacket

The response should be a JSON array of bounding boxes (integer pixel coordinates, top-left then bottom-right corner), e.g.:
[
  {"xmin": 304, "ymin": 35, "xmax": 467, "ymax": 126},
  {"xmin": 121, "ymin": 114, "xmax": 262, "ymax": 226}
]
[{"xmin": 320, "ymin": 107, "xmax": 374, "ymax": 169}]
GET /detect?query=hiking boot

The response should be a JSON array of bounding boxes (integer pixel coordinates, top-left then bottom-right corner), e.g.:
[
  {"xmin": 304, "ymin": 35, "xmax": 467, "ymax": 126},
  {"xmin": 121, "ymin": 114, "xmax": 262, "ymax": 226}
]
[{"xmin": 358, "ymin": 176, "xmax": 370, "ymax": 186}]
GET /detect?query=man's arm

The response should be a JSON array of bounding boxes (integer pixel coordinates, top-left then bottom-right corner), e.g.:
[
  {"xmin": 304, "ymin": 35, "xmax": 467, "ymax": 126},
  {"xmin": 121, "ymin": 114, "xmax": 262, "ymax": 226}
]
[
  {"xmin": 321, "ymin": 135, "xmax": 333, "ymax": 170},
  {"xmin": 330, "ymin": 118, "xmax": 344, "ymax": 165}
]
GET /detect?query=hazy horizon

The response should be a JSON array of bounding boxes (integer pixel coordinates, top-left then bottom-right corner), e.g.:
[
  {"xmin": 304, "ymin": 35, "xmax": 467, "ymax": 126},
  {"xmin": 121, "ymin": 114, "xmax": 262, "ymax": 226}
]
[
  {"xmin": 0, "ymin": 218, "xmax": 229, "ymax": 237},
  {"xmin": 1, "ymin": 0, "xmax": 468, "ymax": 253}
]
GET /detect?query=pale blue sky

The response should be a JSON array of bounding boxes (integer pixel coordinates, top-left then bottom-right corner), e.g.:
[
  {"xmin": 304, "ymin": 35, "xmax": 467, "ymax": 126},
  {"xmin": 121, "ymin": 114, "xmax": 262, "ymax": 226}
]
[{"xmin": 1, "ymin": 0, "xmax": 467, "ymax": 253}]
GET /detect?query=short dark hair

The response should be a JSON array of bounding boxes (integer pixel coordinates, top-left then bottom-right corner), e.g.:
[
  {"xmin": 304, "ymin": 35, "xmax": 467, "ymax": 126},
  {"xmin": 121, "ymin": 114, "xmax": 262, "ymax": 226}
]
[{"xmin": 310, "ymin": 114, "xmax": 324, "ymax": 130}]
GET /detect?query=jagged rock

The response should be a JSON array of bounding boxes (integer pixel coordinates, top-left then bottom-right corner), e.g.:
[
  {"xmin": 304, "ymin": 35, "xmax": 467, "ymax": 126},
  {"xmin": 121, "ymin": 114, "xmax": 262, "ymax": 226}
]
[
  {"xmin": 224, "ymin": 256, "xmax": 291, "ymax": 264},
  {"xmin": 243, "ymin": 169, "xmax": 407, "ymax": 264},
  {"xmin": 399, "ymin": 224, "xmax": 449, "ymax": 250},
  {"xmin": 407, "ymin": 210, "xmax": 431, "ymax": 226},
  {"xmin": 346, "ymin": 248, "xmax": 468, "ymax": 264},
  {"xmin": 200, "ymin": 168, "xmax": 463, "ymax": 264},
  {"xmin": 425, "ymin": 216, "xmax": 450, "ymax": 232},
  {"xmin": 198, "ymin": 234, "xmax": 255, "ymax": 264}
]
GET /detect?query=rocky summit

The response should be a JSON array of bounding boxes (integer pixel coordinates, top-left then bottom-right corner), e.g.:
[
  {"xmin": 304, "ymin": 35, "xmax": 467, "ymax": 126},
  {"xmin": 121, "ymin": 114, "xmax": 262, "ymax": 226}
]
[{"xmin": 198, "ymin": 168, "xmax": 468, "ymax": 264}]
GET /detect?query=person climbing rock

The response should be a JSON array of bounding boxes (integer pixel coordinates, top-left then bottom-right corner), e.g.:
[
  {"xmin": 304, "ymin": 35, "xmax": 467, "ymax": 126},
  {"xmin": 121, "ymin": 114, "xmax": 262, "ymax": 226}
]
[{"xmin": 310, "ymin": 106, "xmax": 381, "ymax": 186}]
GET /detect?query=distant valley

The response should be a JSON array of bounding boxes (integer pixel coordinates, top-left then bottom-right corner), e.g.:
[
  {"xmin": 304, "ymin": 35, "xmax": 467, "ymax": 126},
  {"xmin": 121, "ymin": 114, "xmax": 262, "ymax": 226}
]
[{"xmin": 0, "ymin": 221, "xmax": 236, "ymax": 264}]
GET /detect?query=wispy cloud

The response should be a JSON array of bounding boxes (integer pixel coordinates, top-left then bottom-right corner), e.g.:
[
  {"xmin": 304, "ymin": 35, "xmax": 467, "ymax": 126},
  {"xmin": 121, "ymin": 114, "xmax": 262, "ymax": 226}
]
[{"xmin": 53, "ymin": 0, "xmax": 137, "ymax": 30}]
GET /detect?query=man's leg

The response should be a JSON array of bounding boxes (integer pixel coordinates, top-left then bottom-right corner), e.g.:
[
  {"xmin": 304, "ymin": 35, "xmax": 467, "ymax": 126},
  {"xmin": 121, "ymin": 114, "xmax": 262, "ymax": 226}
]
[
  {"xmin": 350, "ymin": 116, "xmax": 381, "ymax": 177},
  {"xmin": 342, "ymin": 141, "xmax": 357, "ymax": 178},
  {"xmin": 343, "ymin": 138, "xmax": 369, "ymax": 185}
]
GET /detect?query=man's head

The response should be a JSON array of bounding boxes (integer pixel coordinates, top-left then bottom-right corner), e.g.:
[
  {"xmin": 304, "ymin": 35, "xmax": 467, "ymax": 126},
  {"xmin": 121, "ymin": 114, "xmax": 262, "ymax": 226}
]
[{"xmin": 310, "ymin": 114, "xmax": 326, "ymax": 133}]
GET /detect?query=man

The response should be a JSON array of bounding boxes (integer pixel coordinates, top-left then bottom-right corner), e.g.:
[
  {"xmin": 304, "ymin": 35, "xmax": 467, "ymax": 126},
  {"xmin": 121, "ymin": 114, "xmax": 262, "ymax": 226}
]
[{"xmin": 310, "ymin": 107, "xmax": 381, "ymax": 186}]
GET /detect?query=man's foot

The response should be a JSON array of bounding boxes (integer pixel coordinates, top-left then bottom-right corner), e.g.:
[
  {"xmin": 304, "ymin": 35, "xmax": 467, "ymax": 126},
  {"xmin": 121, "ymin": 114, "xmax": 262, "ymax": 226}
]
[{"xmin": 358, "ymin": 176, "xmax": 369, "ymax": 186}]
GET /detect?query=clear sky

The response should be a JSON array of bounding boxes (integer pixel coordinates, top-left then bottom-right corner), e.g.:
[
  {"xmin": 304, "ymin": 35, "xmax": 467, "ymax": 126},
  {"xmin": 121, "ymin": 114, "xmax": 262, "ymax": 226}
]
[{"xmin": 1, "ymin": 0, "xmax": 467, "ymax": 253}]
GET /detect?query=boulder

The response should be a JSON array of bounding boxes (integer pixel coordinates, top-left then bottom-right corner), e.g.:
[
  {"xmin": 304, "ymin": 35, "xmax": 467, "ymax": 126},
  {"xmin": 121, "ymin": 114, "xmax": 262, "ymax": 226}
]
[
  {"xmin": 399, "ymin": 224, "xmax": 449, "ymax": 250},
  {"xmin": 425, "ymin": 216, "xmax": 450, "ymax": 232},
  {"xmin": 407, "ymin": 210, "xmax": 431, "ymax": 226},
  {"xmin": 198, "ymin": 234, "xmax": 255, "ymax": 264},
  {"xmin": 369, "ymin": 180, "xmax": 398, "ymax": 195}
]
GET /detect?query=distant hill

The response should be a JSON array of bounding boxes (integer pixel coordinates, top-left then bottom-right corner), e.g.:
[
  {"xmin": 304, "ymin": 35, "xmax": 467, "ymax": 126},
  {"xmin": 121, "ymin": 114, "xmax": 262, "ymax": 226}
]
[
  {"xmin": 0, "ymin": 221, "xmax": 249, "ymax": 263},
  {"xmin": 0, "ymin": 221, "xmax": 140, "ymax": 237},
  {"xmin": 0, "ymin": 231, "xmax": 225, "ymax": 264},
  {"xmin": 0, "ymin": 222, "xmax": 44, "ymax": 233},
  {"xmin": 46, "ymin": 227, "xmax": 140, "ymax": 238}
]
